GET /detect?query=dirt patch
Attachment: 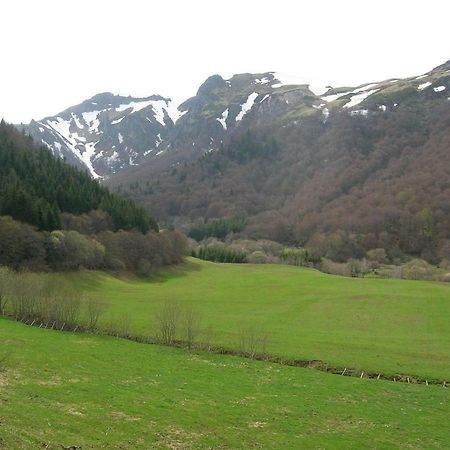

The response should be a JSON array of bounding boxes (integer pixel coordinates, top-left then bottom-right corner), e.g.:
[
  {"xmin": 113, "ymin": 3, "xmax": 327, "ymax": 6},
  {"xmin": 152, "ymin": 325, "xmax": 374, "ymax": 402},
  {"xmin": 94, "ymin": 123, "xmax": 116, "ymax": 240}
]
[
  {"xmin": 0, "ymin": 373, "xmax": 8, "ymax": 388},
  {"xmin": 231, "ymin": 396, "xmax": 256, "ymax": 406},
  {"xmin": 320, "ymin": 417, "xmax": 376, "ymax": 433},
  {"xmin": 35, "ymin": 378, "xmax": 62, "ymax": 386},
  {"xmin": 66, "ymin": 407, "xmax": 84, "ymax": 417},
  {"xmin": 111, "ymin": 411, "xmax": 141, "ymax": 422},
  {"xmin": 157, "ymin": 426, "xmax": 203, "ymax": 450},
  {"xmin": 249, "ymin": 421, "xmax": 267, "ymax": 429},
  {"xmin": 73, "ymin": 339, "xmax": 98, "ymax": 345}
]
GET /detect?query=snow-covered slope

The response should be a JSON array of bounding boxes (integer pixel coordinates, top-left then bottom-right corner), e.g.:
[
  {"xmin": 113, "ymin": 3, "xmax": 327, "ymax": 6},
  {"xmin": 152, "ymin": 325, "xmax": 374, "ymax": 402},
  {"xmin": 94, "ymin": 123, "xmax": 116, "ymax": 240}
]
[
  {"xmin": 21, "ymin": 60, "xmax": 450, "ymax": 178},
  {"xmin": 23, "ymin": 93, "xmax": 183, "ymax": 178}
]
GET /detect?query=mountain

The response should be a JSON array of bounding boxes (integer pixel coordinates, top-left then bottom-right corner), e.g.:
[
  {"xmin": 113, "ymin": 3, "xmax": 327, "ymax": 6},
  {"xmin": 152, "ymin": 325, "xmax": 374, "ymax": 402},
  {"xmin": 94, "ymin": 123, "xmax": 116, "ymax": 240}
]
[
  {"xmin": 105, "ymin": 60, "xmax": 450, "ymax": 263},
  {"xmin": 21, "ymin": 92, "xmax": 184, "ymax": 178},
  {"xmin": 18, "ymin": 60, "xmax": 450, "ymax": 261},
  {"xmin": 22, "ymin": 61, "xmax": 450, "ymax": 180}
]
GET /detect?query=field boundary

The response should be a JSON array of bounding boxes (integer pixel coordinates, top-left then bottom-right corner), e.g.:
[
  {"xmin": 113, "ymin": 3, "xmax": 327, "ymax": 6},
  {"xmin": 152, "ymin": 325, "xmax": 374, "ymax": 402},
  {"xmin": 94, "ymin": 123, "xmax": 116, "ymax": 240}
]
[{"xmin": 5, "ymin": 314, "xmax": 449, "ymax": 388}]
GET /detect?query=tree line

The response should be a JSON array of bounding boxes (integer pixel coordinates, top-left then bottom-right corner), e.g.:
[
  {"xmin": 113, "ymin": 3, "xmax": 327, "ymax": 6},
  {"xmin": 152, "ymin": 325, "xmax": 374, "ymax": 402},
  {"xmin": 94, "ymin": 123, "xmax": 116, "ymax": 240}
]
[
  {"xmin": 112, "ymin": 98, "xmax": 450, "ymax": 265},
  {"xmin": 188, "ymin": 217, "xmax": 246, "ymax": 241},
  {"xmin": 0, "ymin": 215, "xmax": 186, "ymax": 273}
]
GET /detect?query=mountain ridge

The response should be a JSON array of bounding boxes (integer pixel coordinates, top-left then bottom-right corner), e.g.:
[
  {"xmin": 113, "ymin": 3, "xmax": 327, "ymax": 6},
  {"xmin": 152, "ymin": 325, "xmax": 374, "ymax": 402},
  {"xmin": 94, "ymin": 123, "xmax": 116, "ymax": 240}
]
[{"xmin": 20, "ymin": 60, "xmax": 449, "ymax": 179}]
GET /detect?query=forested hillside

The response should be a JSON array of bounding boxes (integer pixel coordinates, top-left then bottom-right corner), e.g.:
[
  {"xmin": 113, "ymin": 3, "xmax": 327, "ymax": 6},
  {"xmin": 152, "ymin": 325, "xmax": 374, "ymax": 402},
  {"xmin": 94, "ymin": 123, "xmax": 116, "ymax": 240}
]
[
  {"xmin": 110, "ymin": 88, "xmax": 450, "ymax": 264},
  {"xmin": 0, "ymin": 121, "xmax": 187, "ymax": 272},
  {"xmin": 0, "ymin": 120, "xmax": 157, "ymax": 233}
]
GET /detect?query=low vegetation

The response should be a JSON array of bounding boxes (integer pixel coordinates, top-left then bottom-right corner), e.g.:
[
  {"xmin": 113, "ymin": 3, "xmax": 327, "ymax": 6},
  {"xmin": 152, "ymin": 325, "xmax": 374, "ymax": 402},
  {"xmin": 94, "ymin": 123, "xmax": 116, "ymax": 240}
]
[
  {"xmin": 193, "ymin": 244, "xmax": 247, "ymax": 263},
  {"xmin": 1, "ymin": 318, "xmax": 449, "ymax": 449},
  {"xmin": 2, "ymin": 258, "xmax": 448, "ymax": 380},
  {"xmin": 0, "ymin": 215, "xmax": 187, "ymax": 273},
  {"xmin": 113, "ymin": 100, "xmax": 450, "ymax": 265}
]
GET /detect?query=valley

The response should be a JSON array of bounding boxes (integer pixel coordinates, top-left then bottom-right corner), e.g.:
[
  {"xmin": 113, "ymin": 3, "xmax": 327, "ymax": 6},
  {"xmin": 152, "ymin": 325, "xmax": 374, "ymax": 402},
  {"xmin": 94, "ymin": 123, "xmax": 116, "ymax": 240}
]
[
  {"xmin": 6, "ymin": 258, "xmax": 450, "ymax": 380},
  {"xmin": 1, "ymin": 273, "xmax": 449, "ymax": 449},
  {"xmin": 1, "ymin": 3, "xmax": 449, "ymax": 447}
]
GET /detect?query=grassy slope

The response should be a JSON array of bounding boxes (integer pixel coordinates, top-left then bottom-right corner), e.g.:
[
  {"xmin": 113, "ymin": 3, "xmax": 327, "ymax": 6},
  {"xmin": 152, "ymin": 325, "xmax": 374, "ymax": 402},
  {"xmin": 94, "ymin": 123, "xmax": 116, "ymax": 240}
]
[
  {"xmin": 57, "ymin": 258, "xmax": 450, "ymax": 380},
  {"xmin": 1, "ymin": 318, "xmax": 449, "ymax": 449}
]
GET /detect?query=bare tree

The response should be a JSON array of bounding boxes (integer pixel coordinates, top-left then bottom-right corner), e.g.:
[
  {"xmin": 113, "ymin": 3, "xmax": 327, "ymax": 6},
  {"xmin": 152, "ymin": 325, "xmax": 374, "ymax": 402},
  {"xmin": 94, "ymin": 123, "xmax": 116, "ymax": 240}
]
[
  {"xmin": 9, "ymin": 273, "xmax": 44, "ymax": 320},
  {"xmin": 85, "ymin": 298, "xmax": 107, "ymax": 331},
  {"xmin": 60, "ymin": 295, "xmax": 81, "ymax": 328},
  {"xmin": 0, "ymin": 267, "xmax": 12, "ymax": 315},
  {"xmin": 237, "ymin": 325, "xmax": 270, "ymax": 358},
  {"xmin": 39, "ymin": 283, "xmax": 81, "ymax": 329},
  {"xmin": 201, "ymin": 324, "xmax": 216, "ymax": 352},
  {"xmin": 155, "ymin": 300, "xmax": 180, "ymax": 345},
  {"xmin": 183, "ymin": 305, "xmax": 202, "ymax": 349}
]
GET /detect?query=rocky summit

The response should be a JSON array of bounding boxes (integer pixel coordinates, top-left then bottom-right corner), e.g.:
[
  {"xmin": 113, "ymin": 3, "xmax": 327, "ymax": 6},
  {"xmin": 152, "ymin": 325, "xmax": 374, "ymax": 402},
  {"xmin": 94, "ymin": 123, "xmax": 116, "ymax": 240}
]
[{"xmin": 21, "ymin": 60, "xmax": 449, "ymax": 179}]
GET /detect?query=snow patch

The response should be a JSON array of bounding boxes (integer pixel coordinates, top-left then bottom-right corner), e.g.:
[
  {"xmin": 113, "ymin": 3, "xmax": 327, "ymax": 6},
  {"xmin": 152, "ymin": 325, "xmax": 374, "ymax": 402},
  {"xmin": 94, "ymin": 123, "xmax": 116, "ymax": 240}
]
[
  {"xmin": 118, "ymin": 132, "xmax": 124, "ymax": 144},
  {"xmin": 81, "ymin": 111, "xmax": 100, "ymax": 133},
  {"xmin": 417, "ymin": 82, "xmax": 432, "ymax": 91},
  {"xmin": 260, "ymin": 94, "xmax": 270, "ymax": 103},
  {"xmin": 116, "ymin": 99, "xmax": 157, "ymax": 115},
  {"xmin": 116, "ymin": 98, "xmax": 185, "ymax": 126},
  {"xmin": 235, "ymin": 92, "xmax": 259, "ymax": 121},
  {"xmin": 71, "ymin": 113, "xmax": 84, "ymax": 129},
  {"xmin": 322, "ymin": 83, "xmax": 379, "ymax": 104},
  {"xmin": 111, "ymin": 116, "xmax": 125, "ymax": 125},
  {"xmin": 343, "ymin": 89, "xmax": 380, "ymax": 108},
  {"xmin": 350, "ymin": 109, "xmax": 369, "ymax": 116},
  {"xmin": 354, "ymin": 83, "xmax": 379, "ymax": 92},
  {"xmin": 107, "ymin": 151, "xmax": 119, "ymax": 165},
  {"xmin": 45, "ymin": 115, "xmax": 100, "ymax": 178},
  {"xmin": 254, "ymin": 77, "xmax": 270, "ymax": 85},
  {"xmin": 164, "ymin": 99, "xmax": 187, "ymax": 124},
  {"xmin": 322, "ymin": 91, "xmax": 353, "ymax": 102},
  {"xmin": 216, "ymin": 108, "xmax": 229, "ymax": 130},
  {"xmin": 433, "ymin": 86, "xmax": 446, "ymax": 92}
]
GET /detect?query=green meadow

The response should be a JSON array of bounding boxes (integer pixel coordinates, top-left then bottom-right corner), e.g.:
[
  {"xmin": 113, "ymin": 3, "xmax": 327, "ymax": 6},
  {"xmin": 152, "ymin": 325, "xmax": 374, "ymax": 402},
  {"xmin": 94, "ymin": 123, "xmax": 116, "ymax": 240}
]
[
  {"xmin": 54, "ymin": 258, "xmax": 450, "ymax": 380},
  {"xmin": 1, "ymin": 318, "xmax": 449, "ymax": 449}
]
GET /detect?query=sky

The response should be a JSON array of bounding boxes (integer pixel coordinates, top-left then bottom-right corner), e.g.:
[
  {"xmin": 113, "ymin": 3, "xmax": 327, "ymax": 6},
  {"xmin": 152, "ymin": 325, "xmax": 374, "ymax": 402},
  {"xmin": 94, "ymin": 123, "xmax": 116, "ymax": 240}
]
[{"xmin": 1, "ymin": 0, "xmax": 449, "ymax": 123}]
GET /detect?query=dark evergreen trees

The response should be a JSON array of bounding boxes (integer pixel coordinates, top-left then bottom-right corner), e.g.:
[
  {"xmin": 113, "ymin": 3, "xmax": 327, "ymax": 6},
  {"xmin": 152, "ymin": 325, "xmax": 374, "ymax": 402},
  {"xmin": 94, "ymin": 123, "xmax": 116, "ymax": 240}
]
[{"xmin": 0, "ymin": 121, "xmax": 157, "ymax": 233}]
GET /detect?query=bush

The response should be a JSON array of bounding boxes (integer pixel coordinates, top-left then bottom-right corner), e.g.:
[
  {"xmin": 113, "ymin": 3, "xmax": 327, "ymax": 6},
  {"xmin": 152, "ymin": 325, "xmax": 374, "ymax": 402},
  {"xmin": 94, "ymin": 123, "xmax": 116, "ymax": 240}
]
[
  {"xmin": 0, "ymin": 216, "xmax": 46, "ymax": 270},
  {"xmin": 237, "ymin": 325, "xmax": 270, "ymax": 358},
  {"xmin": 0, "ymin": 266, "xmax": 12, "ymax": 315},
  {"xmin": 280, "ymin": 247, "xmax": 322, "ymax": 267},
  {"xmin": 155, "ymin": 300, "xmax": 180, "ymax": 345},
  {"xmin": 194, "ymin": 245, "xmax": 247, "ymax": 263},
  {"xmin": 247, "ymin": 251, "xmax": 268, "ymax": 264}
]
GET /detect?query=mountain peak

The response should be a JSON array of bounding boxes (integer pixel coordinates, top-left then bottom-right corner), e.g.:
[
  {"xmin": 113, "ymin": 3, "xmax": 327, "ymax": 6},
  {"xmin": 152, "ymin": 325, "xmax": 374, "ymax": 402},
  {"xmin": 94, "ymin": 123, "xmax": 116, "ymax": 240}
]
[
  {"xmin": 20, "ymin": 60, "xmax": 450, "ymax": 179},
  {"xmin": 197, "ymin": 75, "xmax": 227, "ymax": 96}
]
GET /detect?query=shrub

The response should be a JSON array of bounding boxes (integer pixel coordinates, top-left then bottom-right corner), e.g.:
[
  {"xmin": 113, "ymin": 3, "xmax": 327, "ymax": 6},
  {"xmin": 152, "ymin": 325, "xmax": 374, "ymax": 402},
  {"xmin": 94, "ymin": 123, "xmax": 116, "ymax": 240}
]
[{"xmin": 195, "ymin": 245, "xmax": 247, "ymax": 263}]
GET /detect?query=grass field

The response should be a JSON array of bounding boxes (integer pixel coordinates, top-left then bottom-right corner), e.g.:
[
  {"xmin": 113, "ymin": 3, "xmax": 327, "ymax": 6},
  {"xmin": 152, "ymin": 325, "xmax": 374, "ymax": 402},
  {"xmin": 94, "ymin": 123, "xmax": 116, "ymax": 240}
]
[
  {"xmin": 1, "ymin": 318, "xmax": 449, "ymax": 449},
  {"xmin": 53, "ymin": 258, "xmax": 450, "ymax": 380}
]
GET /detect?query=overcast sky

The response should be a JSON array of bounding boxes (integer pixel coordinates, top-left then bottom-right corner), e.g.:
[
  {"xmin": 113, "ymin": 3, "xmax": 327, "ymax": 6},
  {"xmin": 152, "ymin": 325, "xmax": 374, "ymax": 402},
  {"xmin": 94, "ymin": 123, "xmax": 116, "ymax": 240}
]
[{"xmin": 1, "ymin": 0, "xmax": 449, "ymax": 123}]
